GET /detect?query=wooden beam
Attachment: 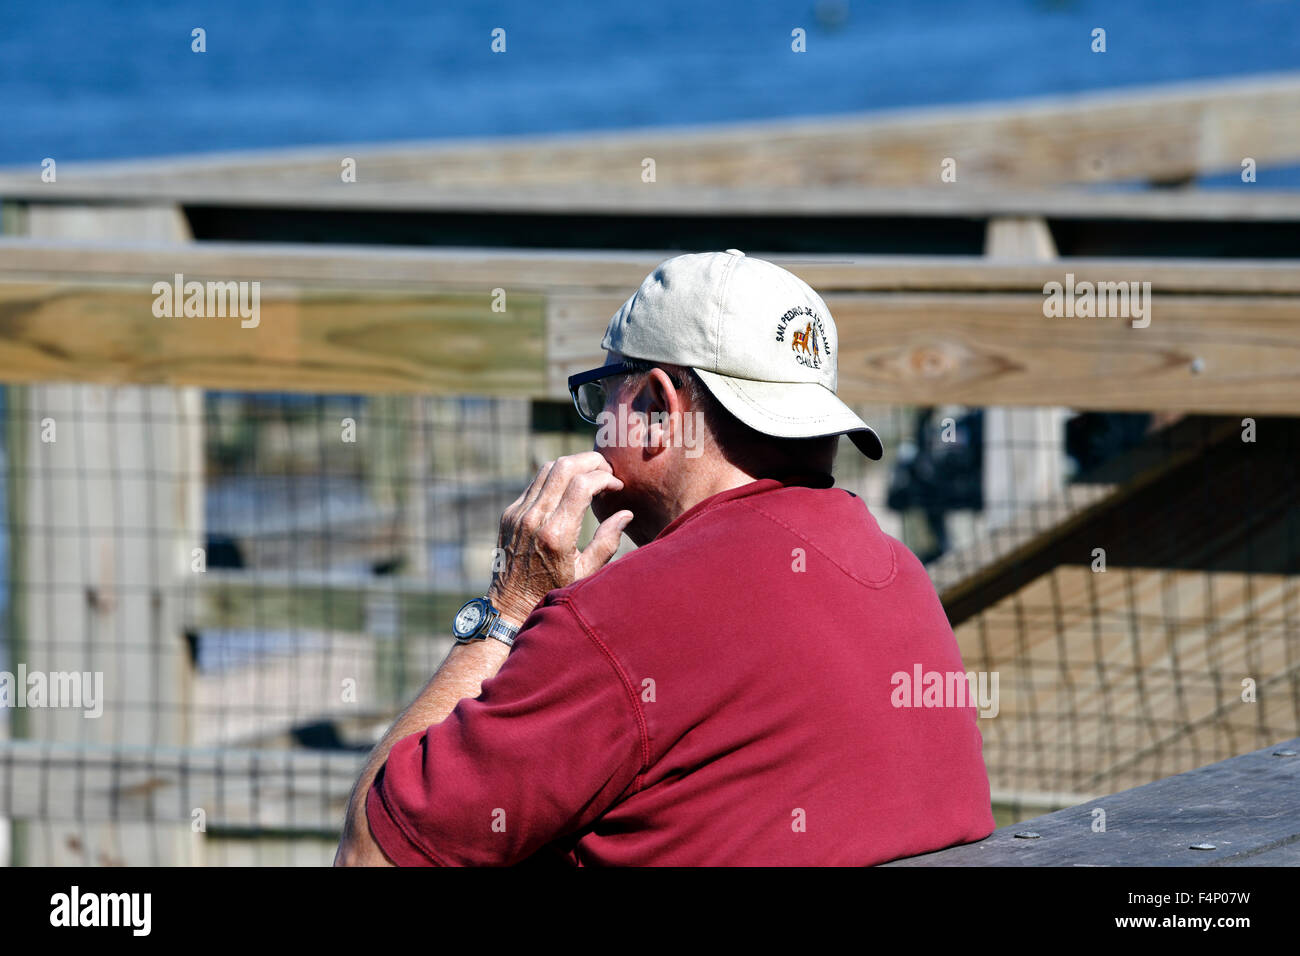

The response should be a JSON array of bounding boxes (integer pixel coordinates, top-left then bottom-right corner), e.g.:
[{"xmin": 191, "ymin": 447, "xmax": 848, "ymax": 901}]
[
  {"xmin": 981, "ymin": 217, "xmax": 1067, "ymax": 532},
  {"xmin": 1, "ymin": 243, "xmax": 1299, "ymax": 413},
  {"xmin": 6, "ymin": 240, "xmax": 1300, "ymax": 293},
  {"xmin": 928, "ymin": 484, "xmax": 1116, "ymax": 596},
  {"xmin": 556, "ymin": 290, "xmax": 1300, "ymax": 414},
  {"xmin": 6, "ymin": 72, "xmax": 1299, "ymax": 191},
  {"xmin": 0, "ymin": 280, "xmax": 546, "ymax": 395},
  {"xmin": 6, "ymin": 182, "xmax": 1300, "ymax": 222},
  {"xmin": 938, "ymin": 415, "xmax": 1293, "ymax": 627},
  {"xmin": 885, "ymin": 736, "xmax": 1300, "ymax": 866},
  {"xmin": 984, "ymin": 217, "xmax": 1057, "ymax": 260}
]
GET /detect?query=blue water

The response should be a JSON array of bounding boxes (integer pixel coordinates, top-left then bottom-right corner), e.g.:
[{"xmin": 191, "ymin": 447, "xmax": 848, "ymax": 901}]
[{"xmin": 1, "ymin": 0, "xmax": 1298, "ymax": 166}]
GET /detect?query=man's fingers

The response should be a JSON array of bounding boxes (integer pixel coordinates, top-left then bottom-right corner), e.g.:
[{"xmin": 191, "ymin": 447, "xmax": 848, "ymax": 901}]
[
  {"xmin": 544, "ymin": 470, "xmax": 624, "ymax": 543},
  {"xmin": 578, "ymin": 510, "xmax": 634, "ymax": 577},
  {"xmin": 531, "ymin": 452, "xmax": 613, "ymax": 516},
  {"xmin": 517, "ymin": 460, "xmax": 556, "ymax": 514},
  {"xmin": 565, "ymin": 451, "xmax": 614, "ymax": 473}
]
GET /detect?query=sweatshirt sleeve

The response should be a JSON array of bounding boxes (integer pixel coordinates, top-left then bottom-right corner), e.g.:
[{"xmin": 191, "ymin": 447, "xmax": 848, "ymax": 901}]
[{"xmin": 365, "ymin": 595, "xmax": 645, "ymax": 866}]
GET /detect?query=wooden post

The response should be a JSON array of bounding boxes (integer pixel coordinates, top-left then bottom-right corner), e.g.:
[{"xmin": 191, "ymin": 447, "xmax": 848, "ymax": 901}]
[
  {"xmin": 982, "ymin": 218, "xmax": 1070, "ymax": 529},
  {"xmin": 9, "ymin": 202, "xmax": 202, "ymax": 865},
  {"xmin": 1, "ymin": 200, "xmax": 26, "ymax": 864}
]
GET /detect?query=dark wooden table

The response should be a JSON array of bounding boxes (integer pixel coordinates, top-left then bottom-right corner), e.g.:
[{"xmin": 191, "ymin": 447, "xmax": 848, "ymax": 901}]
[{"xmin": 885, "ymin": 736, "xmax": 1300, "ymax": 866}]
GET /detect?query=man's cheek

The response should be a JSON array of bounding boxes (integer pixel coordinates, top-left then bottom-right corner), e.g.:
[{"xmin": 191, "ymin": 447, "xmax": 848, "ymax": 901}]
[
  {"xmin": 593, "ymin": 434, "xmax": 630, "ymax": 475},
  {"xmin": 593, "ymin": 431, "xmax": 615, "ymax": 468}
]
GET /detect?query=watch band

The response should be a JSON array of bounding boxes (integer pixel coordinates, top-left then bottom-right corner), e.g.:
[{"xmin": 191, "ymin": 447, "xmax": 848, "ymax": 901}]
[
  {"xmin": 453, "ymin": 596, "xmax": 519, "ymax": 648},
  {"xmin": 485, "ymin": 615, "xmax": 518, "ymax": 647}
]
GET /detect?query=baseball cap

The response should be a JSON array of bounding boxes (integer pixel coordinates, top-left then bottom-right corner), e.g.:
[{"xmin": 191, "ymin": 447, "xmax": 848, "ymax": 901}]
[{"xmin": 599, "ymin": 249, "xmax": 884, "ymax": 460}]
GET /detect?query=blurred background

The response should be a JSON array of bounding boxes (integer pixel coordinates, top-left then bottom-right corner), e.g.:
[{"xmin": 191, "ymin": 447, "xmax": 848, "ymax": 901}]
[{"xmin": 0, "ymin": 0, "xmax": 1298, "ymax": 865}]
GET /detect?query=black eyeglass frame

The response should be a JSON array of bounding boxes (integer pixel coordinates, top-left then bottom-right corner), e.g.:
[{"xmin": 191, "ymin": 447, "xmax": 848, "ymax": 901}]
[{"xmin": 567, "ymin": 359, "xmax": 684, "ymax": 425}]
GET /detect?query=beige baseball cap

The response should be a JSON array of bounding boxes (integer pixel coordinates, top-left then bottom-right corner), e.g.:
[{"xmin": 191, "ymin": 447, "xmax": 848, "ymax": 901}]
[{"xmin": 600, "ymin": 249, "xmax": 883, "ymax": 460}]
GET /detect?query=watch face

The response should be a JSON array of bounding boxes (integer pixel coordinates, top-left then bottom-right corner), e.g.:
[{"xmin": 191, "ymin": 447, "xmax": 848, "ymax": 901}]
[{"xmin": 454, "ymin": 600, "xmax": 486, "ymax": 638}]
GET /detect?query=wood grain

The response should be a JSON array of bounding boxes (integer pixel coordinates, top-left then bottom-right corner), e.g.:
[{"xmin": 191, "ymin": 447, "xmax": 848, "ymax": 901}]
[
  {"xmin": 1, "ymin": 244, "xmax": 1298, "ymax": 412},
  {"xmin": 886, "ymin": 736, "xmax": 1300, "ymax": 865},
  {"xmin": 6, "ymin": 182, "xmax": 1300, "ymax": 221},
  {"xmin": 0, "ymin": 281, "xmax": 546, "ymax": 395},
  {"xmin": 6, "ymin": 240, "xmax": 1300, "ymax": 293},
  {"xmin": 6, "ymin": 72, "xmax": 1298, "ymax": 192}
]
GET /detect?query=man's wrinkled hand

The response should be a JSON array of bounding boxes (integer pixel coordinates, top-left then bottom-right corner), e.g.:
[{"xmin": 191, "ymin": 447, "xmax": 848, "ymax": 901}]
[{"xmin": 488, "ymin": 452, "xmax": 633, "ymax": 626}]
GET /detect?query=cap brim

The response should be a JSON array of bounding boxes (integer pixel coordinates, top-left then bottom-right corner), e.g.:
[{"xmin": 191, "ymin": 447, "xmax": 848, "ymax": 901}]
[{"xmin": 692, "ymin": 369, "xmax": 884, "ymax": 460}]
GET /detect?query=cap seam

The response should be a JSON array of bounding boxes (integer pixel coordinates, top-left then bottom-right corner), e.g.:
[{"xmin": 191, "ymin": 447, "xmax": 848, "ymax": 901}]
[{"xmin": 713, "ymin": 254, "xmax": 741, "ymax": 371}]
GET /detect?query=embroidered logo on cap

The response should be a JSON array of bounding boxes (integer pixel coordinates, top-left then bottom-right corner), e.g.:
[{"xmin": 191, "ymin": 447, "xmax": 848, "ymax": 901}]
[{"xmin": 775, "ymin": 306, "xmax": 829, "ymax": 370}]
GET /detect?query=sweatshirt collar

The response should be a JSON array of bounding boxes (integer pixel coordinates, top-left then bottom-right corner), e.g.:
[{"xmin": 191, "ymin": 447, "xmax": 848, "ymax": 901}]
[{"xmin": 652, "ymin": 471, "xmax": 834, "ymax": 543}]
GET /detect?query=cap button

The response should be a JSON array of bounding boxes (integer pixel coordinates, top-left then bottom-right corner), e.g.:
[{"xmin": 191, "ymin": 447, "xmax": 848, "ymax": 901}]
[{"xmin": 724, "ymin": 248, "xmax": 744, "ymax": 257}]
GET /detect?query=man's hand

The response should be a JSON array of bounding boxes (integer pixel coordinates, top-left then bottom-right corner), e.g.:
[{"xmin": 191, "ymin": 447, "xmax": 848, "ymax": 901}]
[{"xmin": 489, "ymin": 452, "xmax": 633, "ymax": 625}]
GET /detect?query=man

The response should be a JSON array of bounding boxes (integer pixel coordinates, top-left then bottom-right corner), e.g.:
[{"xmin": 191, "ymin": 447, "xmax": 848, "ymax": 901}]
[{"xmin": 336, "ymin": 249, "xmax": 994, "ymax": 866}]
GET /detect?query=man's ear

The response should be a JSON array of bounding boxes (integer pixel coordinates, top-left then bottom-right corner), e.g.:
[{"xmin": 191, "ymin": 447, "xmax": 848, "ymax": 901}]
[
  {"xmin": 628, "ymin": 369, "xmax": 674, "ymax": 412},
  {"xmin": 637, "ymin": 368, "xmax": 683, "ymax": 451}
]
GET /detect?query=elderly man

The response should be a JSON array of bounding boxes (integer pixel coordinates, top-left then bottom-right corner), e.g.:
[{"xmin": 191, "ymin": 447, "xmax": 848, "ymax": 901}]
[{"xmin": 336, "ymin": 249, "xmax": 994, "ymax": 866}]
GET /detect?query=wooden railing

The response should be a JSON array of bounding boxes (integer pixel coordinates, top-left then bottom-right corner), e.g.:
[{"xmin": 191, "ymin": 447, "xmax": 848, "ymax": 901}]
[{"xmin": 1, "ymin": 241, "xmax": 1299, "ymax": 413}]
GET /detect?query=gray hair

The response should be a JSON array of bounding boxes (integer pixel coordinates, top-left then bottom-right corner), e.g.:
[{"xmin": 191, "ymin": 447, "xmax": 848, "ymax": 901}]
[{"xmin": 632, "ymin": 364, "xmax": 839, "ymax": 475}]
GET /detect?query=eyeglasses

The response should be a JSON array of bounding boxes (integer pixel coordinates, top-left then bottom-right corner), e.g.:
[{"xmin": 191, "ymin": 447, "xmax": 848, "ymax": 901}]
[{"xmin": 567, "ymin": 360, "xmax": 683, "ymax": 425}]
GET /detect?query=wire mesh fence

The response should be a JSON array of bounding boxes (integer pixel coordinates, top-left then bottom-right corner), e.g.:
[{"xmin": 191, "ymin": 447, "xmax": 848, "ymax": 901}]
[{"xmin": 0, "ymin": 383, "xmax": 1296, "ymax": 863}]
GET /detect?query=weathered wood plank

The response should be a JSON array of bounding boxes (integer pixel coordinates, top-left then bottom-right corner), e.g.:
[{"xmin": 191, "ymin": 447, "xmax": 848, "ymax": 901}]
[
  {"xmin": 6, "ymin": 72, "xmax": 1299, "ymax": 191},
  {"xmin": 981, "ymin": 217, "xmax": 1068, "ymax": 533},
  {"xmin": 6, "ymin": 183, "xmax": 1300, "ymax": 222},
  {"xmin": 0, "ymin": 281, "xmax": 546, "ymax": 395},
  {"xmin": 556, "ymin": 290, "xmax": 1300, "ymax": 414},
  {"xmin": 884, "ymin": 737, "xmax": 1300, "ymax": 865},
  {"xmin": 2, "ymin": 244, "xmax": 1299, "ymax": 412},
  {"xmin": 6, "ymin": 240, "xmax": 1300, "ymax": 293}
]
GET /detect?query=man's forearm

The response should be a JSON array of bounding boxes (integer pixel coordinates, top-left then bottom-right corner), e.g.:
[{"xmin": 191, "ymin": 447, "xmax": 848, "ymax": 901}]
[
  {"xmin": 334, "ymin": 450, "xmax": 629, "ymax": 866},
  {"xmin": 334, "ymin": 634, "xmax": 513, "ymax": 865}
]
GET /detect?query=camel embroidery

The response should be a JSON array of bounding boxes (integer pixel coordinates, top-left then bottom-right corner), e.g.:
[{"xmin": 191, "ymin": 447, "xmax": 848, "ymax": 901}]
[{"xmin": 791, "ymin": 322, "xmax": 819, "ymax": 361}]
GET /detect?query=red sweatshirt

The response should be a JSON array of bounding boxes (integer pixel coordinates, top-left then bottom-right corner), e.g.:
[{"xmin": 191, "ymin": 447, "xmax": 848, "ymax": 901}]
[{"xmin": 367, "ymin": 473, "xmax": 995, "ymax": 865}]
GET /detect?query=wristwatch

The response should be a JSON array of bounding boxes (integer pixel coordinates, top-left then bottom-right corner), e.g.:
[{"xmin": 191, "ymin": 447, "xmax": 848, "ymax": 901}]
[{"xmin": 452, "ymin": 596, "xmax": 519, "ymax": 647}]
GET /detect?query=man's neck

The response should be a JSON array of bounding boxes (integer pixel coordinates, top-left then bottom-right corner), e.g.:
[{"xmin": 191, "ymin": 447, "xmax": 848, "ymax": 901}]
[
  {"xmin": 622, "ymin": 462, "xmax": 751, "ymax": 547},
  {"xmin": 673, "ymin": 462, "xmax": 760, "ymax": 520},
  {"xmin": 644, "ymin": 459, "xmax": 822, "ymax": 545}
]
